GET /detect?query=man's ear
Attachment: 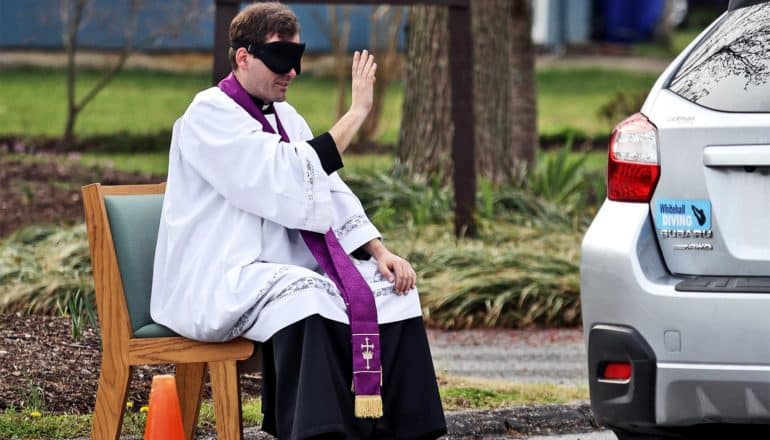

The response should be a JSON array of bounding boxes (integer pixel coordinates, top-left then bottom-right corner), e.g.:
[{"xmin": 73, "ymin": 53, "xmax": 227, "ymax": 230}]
[{"xmin": 235, "ymin": 47, "xmax": 250, "ymax": 70}]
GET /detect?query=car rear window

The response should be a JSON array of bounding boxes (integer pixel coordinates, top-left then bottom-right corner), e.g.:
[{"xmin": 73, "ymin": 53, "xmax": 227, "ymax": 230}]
[{"xmin": 668, "ymin": 3, "xmax": 770, "ymax": 112}]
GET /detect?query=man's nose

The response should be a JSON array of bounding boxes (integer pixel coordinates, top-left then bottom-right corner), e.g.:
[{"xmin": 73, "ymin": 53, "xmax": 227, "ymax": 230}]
[{"xmin": 287, "ymin": 68, "xmax": 298, "ymax": 79}]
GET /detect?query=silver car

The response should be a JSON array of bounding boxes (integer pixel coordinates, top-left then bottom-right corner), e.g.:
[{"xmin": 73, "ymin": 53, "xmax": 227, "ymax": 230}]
[{"xmin": 581, "ymin": 1, "xmax": 770, "ymax": 438}]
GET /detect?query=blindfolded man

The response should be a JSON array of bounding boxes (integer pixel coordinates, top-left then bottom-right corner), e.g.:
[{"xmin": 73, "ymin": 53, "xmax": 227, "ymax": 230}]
[{"xmin": 150, "ymin": 3, "xmax": 446, "ymax": 439}]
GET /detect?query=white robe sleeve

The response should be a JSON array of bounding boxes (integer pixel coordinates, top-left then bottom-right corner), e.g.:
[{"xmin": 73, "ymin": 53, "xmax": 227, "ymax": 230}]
[
  {"xmin": 296, "ymin": 116, "xmax": 381, "ymax": 254},
  {"xmin": 329, "ymin": 174, "xmax": 382, "ymax": 254},
  {"xmin": 177, "ymin": 93, "xmax": 333, "ymax": 233}
]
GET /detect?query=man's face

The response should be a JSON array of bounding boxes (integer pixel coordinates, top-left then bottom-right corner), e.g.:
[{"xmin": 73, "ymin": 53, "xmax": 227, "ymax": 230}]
[{"xmin": 237, "ymin": 33, "xmax": 300, "ymax": 102}]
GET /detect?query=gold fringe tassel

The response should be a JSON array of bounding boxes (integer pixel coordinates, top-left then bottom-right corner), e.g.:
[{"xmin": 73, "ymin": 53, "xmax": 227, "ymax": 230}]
[{"xmin": 355, "ymin": 395, "xmax": 383, "ymax": 418}]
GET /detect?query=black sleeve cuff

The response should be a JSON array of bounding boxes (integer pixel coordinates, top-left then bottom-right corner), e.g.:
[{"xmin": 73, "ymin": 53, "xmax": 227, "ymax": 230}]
[
  {"xmin": 351, "ymin": 246, "xmax": 371, "ymax": 260},
  {"xmin": 307, "ymin": 132, "xmax": 343, "ymax": 175}
]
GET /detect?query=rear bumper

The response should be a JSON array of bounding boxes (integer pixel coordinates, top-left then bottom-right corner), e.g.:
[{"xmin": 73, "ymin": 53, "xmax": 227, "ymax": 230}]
[
  {"xmin": 581, "ymin": 200, "xmax": 770, "ymax": 426},
  {"xmin": 588, "ymin": 325, "xmax": 656, "ymax": 428},
  {"xmin": 657, "ymin": 362, "xmax": 770, "ymax": 424}
]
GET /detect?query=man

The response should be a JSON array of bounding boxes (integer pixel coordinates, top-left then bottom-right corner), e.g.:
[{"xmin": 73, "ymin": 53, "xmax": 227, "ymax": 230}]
[{"xmin": 151, "ymin": 2, "xmax": 446, "ymax": 439}]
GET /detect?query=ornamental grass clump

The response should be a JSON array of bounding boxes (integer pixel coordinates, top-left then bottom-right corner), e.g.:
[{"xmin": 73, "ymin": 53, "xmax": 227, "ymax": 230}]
[
  {"xmin": 0, "ymin": 225, "xmax": 93, "ymax": 316},
  {"xmin": 388, "ymin": 221, "xmax": 582, "ymax": 329}
]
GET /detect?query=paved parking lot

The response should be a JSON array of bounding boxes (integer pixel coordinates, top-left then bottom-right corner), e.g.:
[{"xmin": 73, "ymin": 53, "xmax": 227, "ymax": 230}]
[{"xmin": 427, "ymin": 328, "xmax": 588, "ymax": 385}]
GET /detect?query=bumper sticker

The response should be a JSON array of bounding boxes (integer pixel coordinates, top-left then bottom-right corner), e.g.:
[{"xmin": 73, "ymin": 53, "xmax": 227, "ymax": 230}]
[{"xmin": 655, "ymin": 199, "xmax": 711, "ymax": 231}]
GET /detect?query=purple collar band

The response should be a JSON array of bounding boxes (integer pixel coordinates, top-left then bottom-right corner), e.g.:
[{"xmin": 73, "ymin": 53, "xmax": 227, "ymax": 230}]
[{"xmin": 218, "ymin": 73, "xmax": 383, "ymax": 418}]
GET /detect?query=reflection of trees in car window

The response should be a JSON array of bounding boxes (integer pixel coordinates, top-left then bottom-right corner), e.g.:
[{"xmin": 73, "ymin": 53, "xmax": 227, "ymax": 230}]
[{"xmin": 669, "ymin": 4, "xmax": 770, "ymax": 112}]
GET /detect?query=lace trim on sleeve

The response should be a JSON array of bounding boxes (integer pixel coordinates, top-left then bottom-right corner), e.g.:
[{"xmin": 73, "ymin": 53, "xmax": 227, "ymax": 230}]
[{"xmin": 334, "ymin": 214, "xmax": 370, "ymax": 238}]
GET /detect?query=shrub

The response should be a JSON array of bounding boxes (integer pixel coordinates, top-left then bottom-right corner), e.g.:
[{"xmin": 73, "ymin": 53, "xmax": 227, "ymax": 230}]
[{"xmin": 597, "ymin": 91, "xmax": 647, "ymax": 125}]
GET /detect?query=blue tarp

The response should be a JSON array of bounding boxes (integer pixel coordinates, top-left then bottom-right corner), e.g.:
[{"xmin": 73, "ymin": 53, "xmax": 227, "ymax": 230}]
[{"xmin": 599, "ymin": 0, "xmax": 666, "ymax": 43}]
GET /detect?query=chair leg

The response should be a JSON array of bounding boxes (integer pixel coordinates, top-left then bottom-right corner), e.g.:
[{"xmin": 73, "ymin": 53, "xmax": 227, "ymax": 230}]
[
  {"xmin": 209, "ymin": 360, "xmax": 243, "ymax": 440},
  {"xmin": 91, "ymin": 364, "xmax": 132, "ymax": 440},
  {"xmin": 176, "ymin": 362, "xmax": 207, "ymax": 440}
]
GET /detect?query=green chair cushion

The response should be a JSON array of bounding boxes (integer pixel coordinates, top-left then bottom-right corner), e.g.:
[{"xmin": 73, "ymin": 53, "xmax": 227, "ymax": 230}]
[
  {"xmin": 104, "ymin": 194, "xmax": 169, "ymax": 338},
  {"xmin": 133, "ymin": 322, "xmax": 177, "ymax": 338}
]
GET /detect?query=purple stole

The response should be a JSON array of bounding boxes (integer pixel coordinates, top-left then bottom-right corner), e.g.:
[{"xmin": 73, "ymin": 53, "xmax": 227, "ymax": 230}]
[{"xmin": 218, "ymin": 73, "xmax": 383, "ymax": 418}]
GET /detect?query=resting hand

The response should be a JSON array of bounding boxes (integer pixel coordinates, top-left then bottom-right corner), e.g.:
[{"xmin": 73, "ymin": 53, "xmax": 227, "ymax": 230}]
[
  {"xmin": 350, "ymin": 50, "xmax": 377, "ymax": 116},
  {"xmin": 375, "ymin": 251, "xmax": 416, "ymax": 295}
]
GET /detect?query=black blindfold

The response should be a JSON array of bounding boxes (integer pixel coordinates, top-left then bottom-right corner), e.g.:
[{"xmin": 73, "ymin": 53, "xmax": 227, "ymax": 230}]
[{"xmin": 231, "ymin": 40, "xmax": 305, "ymax": 75}]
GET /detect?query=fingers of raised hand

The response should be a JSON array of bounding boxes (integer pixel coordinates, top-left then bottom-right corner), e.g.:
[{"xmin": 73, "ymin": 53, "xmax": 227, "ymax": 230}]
[
  {"xmin": 352, "ymin": 50, "xmax": 361, "ymax": 73},
  {"xmin": 353, "ymin": 50, "xmax": 375, "ymax": 79},
  {"xmin": 354, "ymin": 50, "xmax": 368, "ymax": 76},
  {"xmin": 362, "ymin": 52, "xmax": 375, "ymax": 76}
]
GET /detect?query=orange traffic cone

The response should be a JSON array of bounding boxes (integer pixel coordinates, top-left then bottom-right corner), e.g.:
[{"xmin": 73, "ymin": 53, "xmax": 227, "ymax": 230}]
[{"xmin": 144, "ymin": 374, "xmax": 186, "ymax": 440}]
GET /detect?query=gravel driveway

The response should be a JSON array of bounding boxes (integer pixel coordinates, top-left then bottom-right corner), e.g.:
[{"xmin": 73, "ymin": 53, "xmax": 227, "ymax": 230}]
[{"xmin": 427, "ymin": 328, "xmax": 588, "ymax": 385}]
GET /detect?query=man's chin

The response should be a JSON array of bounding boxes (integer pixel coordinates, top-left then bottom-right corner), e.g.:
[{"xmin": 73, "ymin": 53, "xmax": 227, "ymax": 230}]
[{"xmin": 271, "ymin": 93, "xmax": 287, "ymax": 103}]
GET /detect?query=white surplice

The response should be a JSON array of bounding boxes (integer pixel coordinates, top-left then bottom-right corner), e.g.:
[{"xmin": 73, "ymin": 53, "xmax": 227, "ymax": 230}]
[{"xmin": 150, "ymin": 87, "xmax": 422, "ymax": 342}]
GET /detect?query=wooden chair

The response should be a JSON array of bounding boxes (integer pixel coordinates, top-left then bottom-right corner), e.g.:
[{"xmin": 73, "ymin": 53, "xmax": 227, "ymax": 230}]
[{"xmin": 82, "ymin": 183, "xmax": 254, "ymax": 440}]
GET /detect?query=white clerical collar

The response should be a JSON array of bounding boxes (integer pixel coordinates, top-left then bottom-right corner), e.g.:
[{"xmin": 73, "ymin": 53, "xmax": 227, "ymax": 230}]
[{"xmin": 249, "ymin": 94, "xmax": 275, "ymax": 114}]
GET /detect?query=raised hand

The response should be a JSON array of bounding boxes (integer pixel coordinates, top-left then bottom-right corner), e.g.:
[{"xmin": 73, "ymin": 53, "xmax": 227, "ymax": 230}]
[
  {"xmin": 350, "ymin": 50, "xmax": 377, "ymax": 116},
  {"xmin": 328, "ymin": 50, "xmax": 378, "ymax": 154}
]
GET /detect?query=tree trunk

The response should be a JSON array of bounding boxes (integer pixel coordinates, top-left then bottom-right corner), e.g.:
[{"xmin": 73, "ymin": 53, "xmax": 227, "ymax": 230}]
[
  {"xmin": 472, "ymin": 0, "xmax": 513, "ymax": 184},
  {"xmin": 509, "ymin": 0, "xmax": 537, "ymax": 180},
  {"xmin": 358, "ymin": 6, "xmax": 402, "ymax": 147},
  {"xmin": 396, "ymin": 6, "xmax": 453, "ymax": 181},
  {"xmin": 397, "ymin": 1, "xmax": 536, "ymax": 184},
  {"xmin": 61, "ymin": 0, "xmax": 88, "ymax": 148},
  {"xmin": 472, "ymin": 0, "xmax": 537, "ymax": 183},
  {"xmin": 327, "ymin": 6, "xmax": 352, "ymax": 119}
]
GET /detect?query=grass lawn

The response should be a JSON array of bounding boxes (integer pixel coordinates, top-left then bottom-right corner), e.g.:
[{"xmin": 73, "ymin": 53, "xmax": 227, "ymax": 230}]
[
  {"xmin": 0, "ymin": 66, "xmax": 657, "ymax": 143},
  {"xmin": 0, "ymin": 68, "xmax": 403, "ymax": 145},
  {"xmin": 536, "ymin": 68, "xmax": 657, "ymax": 138},
  {"xmin": 0, "ymin": 69, "xmax": 207, "ymax": 138},
  {"xmin": 80, "ymin": 151, "xmax": 171, "ymax": 175},
  {"xmin": 0, "ymin": 379, "xmax": 587, "ymax": 439}
]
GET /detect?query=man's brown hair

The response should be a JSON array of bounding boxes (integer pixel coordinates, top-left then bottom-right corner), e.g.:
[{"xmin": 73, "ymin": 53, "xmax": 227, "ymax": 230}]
[{"xmin": 228, "ymin": 2, "xmax": 300, "ymax": 71}]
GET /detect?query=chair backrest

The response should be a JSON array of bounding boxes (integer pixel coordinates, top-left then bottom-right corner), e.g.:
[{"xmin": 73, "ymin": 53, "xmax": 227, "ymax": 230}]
[
  {"xmin": 104, "ymin": 193, "xmax": 163, "ymax": 333},
  {"xmin": 82, "ymin": 183, "xmax": 166, "ymax": 341}
]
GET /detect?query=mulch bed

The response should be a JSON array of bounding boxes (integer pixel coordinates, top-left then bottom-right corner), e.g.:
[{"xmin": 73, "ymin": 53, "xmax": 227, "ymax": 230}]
[
  {"xmin": 0, "ymin": 313, "xmax": 262, "ymax": 414},
  {"xmin": 0, "ymin": 155, "xmax": 164, "ymax": 238}
]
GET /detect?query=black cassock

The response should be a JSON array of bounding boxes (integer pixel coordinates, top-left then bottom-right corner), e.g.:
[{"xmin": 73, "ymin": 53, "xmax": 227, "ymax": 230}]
[{"xmin": 260, "ymin": 314, "xmax": 447, "ymax": 440}]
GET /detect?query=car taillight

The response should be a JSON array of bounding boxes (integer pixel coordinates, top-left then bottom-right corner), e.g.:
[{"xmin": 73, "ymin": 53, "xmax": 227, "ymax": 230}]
[
  {"xmin": 601, "ymin": 362, "xmax": 632, "ymax": 381},
  {"xmin": 607, "ymin": 113, "xmax": 660, "ymax": 202}
]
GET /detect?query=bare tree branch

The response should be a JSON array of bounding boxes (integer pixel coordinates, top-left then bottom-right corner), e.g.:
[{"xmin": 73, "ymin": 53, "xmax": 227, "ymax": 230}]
[{"xmin": 60, "ymin": 0, "xmax": 205, "ymax": 145}]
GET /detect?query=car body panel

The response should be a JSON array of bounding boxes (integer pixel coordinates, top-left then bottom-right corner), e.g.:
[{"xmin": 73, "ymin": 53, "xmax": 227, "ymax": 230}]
[
  {"xmin": 648, "ymin": 90, "xmax": 770, "ymax": 275},
  {"xmin": 581, "ymin": 201, "xmax": 770, "ymax": 425}
]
